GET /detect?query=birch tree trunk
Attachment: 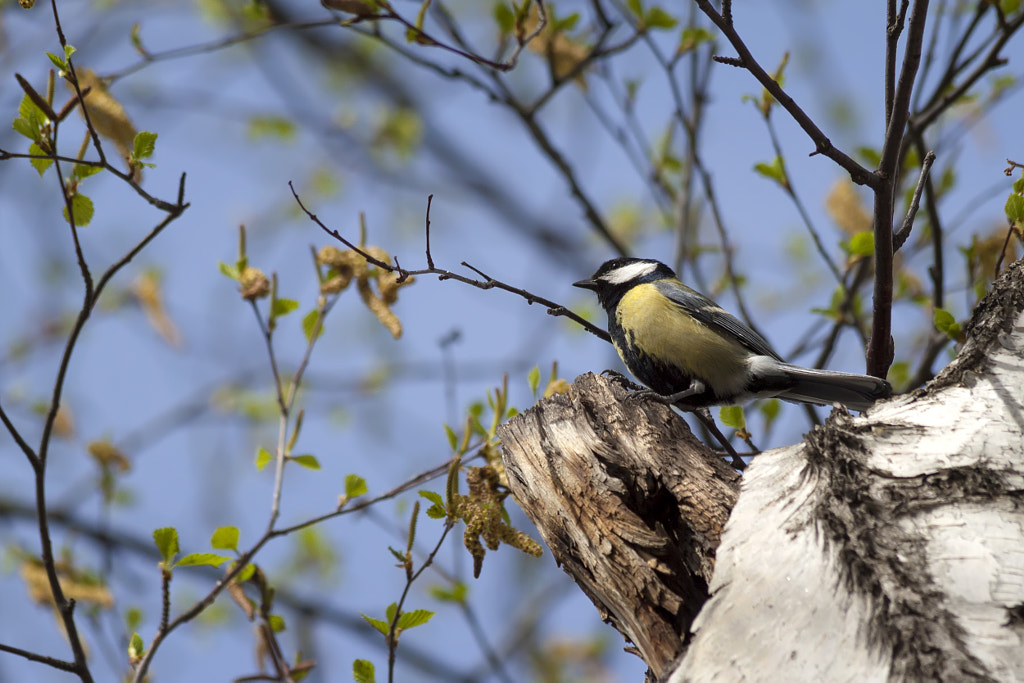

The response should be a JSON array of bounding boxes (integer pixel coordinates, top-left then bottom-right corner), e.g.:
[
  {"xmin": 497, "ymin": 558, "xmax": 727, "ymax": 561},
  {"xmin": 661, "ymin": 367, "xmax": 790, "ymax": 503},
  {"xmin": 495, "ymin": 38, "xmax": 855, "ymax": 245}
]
[{"xmin": 499, "ymin": 257, "xmax": 1024, "ymax": 682}]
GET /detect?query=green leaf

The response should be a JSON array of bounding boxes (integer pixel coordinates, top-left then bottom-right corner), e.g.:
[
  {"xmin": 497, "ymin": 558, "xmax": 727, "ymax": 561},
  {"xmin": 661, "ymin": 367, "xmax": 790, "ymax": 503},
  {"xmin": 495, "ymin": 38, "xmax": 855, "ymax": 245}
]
[
  {"xmin": 718, "ymin": 405, "xmax": 745, "ymax": 430},
  {"xmin": 627, "ymin": 0, "xmax": 643, "ymax": 17},
  {"xmin": 443, "ymin": 424, "xmax": 457, "ymax": 451},
  {"xmin": 396, "ymin": 609, "xmax": 434, "ymax": 630},
  {"xmin": 644, "ymin": 7, "xmax": 678, "ymax": 30},
  {"xmin": 132, "ymin": 131, "xmax": 158, "ymax": 160},
  {"xmin": 551, "ymin": 11, "xmax": 580, "ymax": 32},
  {"xmin": 125, "ymin": 607, "xmax": 143, "ymax": 632},
  {"xmin": 72, "ymin": 162, "xmax": 103, "ymax": 181},
  {"xmin": 856, "ymin": 145, "xmax": 882, "ymax": 167},
  {"xmin": 353, "ymin": 659, "xmax": 376, "ymax": 683},
  {"xmin": 887, "ymin": 361, "xmax": 909, "ymax": 389},
  {"xmin": 153, "ymin": 527, "xmax": 179, "ymax": 567},
  {"xmin": 128, "ymin": 632, "xmax": 145, "ymax": 660},
  {"xmin": 753, "ymin": 156, "xmax": 788, "ymax": 189},
  {"xmin": 12, "ymin": 117, "xmax": 38, "ymax": 142},
  {"xmin": 678, "ymin": 26, "xmax": 714, "ymax": 53},
  {"xmin": 211, "ymin": 526, "xmax": 240, "ymax": 551},
  {"xmin": 28, "ymin": 142, "xmax": 52, "ymax": 176},
  {"xmin": 527, "ymin": 366, "xmax": 541, "ymax": 396},
  {"xmin": 218, "ymin": 261, "xmax": 240, "ymax": 281},
  {"xmin": 255, "ymin": 446, "xmax": 272, "ymax": 471},
  {"xmin": 302, "ymin": 309, "xmax": 324, "ymax": 342},
  {"xmin": 418, "ymin": 490, "xmax": 446, "ymax": 519},
  {"xmin": 268, "ymin": 614, "xmax": 286, "ymax": 632},
  {"xmin": 934, "ymin": 308, "xmax": 964, "ymax": 342},
  {"xmin": 46, "ymin": 51, "xmax": 67, "ymax": 71},
  {"xmin": 292, "ymin": 454, "xmax": 321, "ymax": 470},
  {"xmin": 176, "ymin": 553, "xmax": 231, "ymax": 568},
  {"xmin": 64, "ymin": 44, "xmax": 77, "ymax": 62},
  {"xmin": 759, "ymin": 398, "xmax": 781, "ymax": 424},
  {"xmin": 345, "ymin": 474, "xmax": 368, "ymax": 498},
  {"xmin": 361, "ymin": 613, "xmax": 390, "ymax": 636},
  {"xmin": 19, "ymin": 94, "xmax": 46, "ymax": 129},
  {"xmin": 63, "ymin": 193, "xmax": 94, "ymax": 227},
  {"xmin": 429, "ymin": 581, "xmax": 468, "ymax": 604},
  {"xmin": 246, "ymin": 116, "xmax": 296, "ymax": 142},
  {"xmin": 1005, "ymin": 193, "xmax": 1024, "ymax": 227},
  {"xmin": 493, "ymin": 2, "xmax": 514, "ymax": 34},
  {"xmin": 846, "ymin": 231, "xmax": 875, "ymax": 257},
  {"xmin": 236, "ymin": 562, "xmax": 256, "ymax": 582},
  {"xmin": 271, "ymin": 298, "xmax": 299, "ymax": 318}
]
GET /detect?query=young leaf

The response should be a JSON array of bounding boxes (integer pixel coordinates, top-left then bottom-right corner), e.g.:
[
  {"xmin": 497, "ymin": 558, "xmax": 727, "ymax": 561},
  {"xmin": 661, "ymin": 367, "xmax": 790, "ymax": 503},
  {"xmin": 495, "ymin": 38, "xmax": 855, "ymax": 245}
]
[
  {"xmin": 353, "ymin": 659, "xmax": 376, "ymax": 683},
  {"xmin": 719, "ymin": 405, "xmax": 746, "ymax": 430},
  {"xmin": 934, "ymin": 308, "xmax": 964, "ymax": 342},
  {"xmin": 418, "ymin": 490, "xmax": 446, "ymax": 519},
  {"xmin": 1005, "ymin": 193, "xmax": 1024, "ymax": 227},
  {"xmin": 46, "ymin": 51, "xmax": 67, "ymax": 72},
  {"xmin": 153, "ymin": 527, "xmax": 180, "ymax": 567},
  {"xmin": 268, "ymin": 614, "xmax": 286, "ymax": 632},
  {"xmin": 429, "ymin": 581, "xmax": 468, "ymax": 604},
  {"xmin": 846, "ymin": 231, "xmax": 875, "ymax": 257},
  {"xmin": 644, "ymin": 6, "xmax": 678, "ymax": 30},
  {"xmin": 128, "ymin": 632, "xmax": 145, "ymax": 661},
  {"xmin": 361, "ymin": 614, "xmax": 390, "ymax": 636},
  {"xmin": 527, "ymin": 366, "xmax": 541, "ymax": 396},
  {"xmin": 271, "ymin": 298, "xmax": 299, "ymax": 318},
  {"xmin": 235, "ymin": 562, "xmax": 256, "ymax": 582},
  {"xmin": 753, "ymin": 156, "xmax": 788, "ymax": 190},
  {"xmin": 396, "ymin": 609, "xmax": 434, "ymax": 630},
  {"xmin": 255, "ymin": 446, "xmax": 272, "ymax": 471},
  {"xmin": 211, "ymin": 526, "xmax": 240, "ymax": 552},
  {"xmin": 132, "ymin": 131, "xmax": 158, "ymax": 160},
  {"xmin": 345, "ymin": 474, "xmax": 368, "ymax": 498},
  {"xmin": 443, "ymin": 424, "xmax": 458, "ymax": 451},
  {"xmin": 302, "ymin": 309, "xmax": 324, "ymax": 342},
  {"xmin": 176, "ymin": 553, "xmax": 231, "ymax": 568},
  {"xmin": 28, "ymin": 142, "xmax": 52, "ymax": 177},
  {"xmin": 218, "ymin": 261, "xmax": 241, "ymax": 281},
  {"xmin": 63, "ymin": 193, "xmax": 95, "ymax": 227},
  {"xmin": 291, "ymin": 454, "xmax": 321, "ymax": 470}
]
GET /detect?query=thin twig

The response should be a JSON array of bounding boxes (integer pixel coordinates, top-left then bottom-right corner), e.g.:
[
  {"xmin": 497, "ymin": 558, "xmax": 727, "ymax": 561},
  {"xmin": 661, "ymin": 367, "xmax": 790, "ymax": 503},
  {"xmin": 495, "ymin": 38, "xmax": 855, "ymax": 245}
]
[
  {"xmin": 893, "ymin": 150, "xmax": 936, "ymax": 251},
  {"xmin": 289, "ymin": 183, "xmax": 610, "ymax": 342}
]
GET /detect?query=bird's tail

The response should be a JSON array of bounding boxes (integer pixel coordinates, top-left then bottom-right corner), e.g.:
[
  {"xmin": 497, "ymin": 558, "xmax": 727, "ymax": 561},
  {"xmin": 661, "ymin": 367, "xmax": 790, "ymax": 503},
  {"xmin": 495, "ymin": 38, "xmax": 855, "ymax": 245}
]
[{"xmin": 774, "ymin": 364, "xmax": 892, "ymax": 412}]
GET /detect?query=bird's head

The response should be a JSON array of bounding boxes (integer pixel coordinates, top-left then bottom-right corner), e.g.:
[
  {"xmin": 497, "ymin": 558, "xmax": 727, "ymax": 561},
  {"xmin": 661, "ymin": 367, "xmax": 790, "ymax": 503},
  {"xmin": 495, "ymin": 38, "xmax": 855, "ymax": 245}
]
[{"xmin": 573, "ymin": 258, "xmax": 675, "ymax": 309}]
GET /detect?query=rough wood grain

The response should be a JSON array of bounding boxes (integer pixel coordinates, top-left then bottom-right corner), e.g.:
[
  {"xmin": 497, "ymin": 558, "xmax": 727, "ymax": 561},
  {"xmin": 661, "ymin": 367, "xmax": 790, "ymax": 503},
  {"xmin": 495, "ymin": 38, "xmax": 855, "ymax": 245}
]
[{"xmin": 499, "ymin": 374, "xmax": 740, "ymax": 678}]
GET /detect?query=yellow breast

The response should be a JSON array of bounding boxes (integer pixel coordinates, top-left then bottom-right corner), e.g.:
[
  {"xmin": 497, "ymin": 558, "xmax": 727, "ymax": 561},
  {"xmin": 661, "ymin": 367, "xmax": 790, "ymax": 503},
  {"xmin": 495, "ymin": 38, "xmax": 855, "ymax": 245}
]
[{"xmin": 615, "ymin": 283, "xmax": 749, "ymax": 390}]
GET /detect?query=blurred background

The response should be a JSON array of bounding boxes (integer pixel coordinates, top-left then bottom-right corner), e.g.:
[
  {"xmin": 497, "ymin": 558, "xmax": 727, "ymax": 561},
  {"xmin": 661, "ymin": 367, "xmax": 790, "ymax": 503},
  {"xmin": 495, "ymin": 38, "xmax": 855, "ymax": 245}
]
[{"xmin": 1, "ymin": 1, "xmax": 1021, "ymax": 681}]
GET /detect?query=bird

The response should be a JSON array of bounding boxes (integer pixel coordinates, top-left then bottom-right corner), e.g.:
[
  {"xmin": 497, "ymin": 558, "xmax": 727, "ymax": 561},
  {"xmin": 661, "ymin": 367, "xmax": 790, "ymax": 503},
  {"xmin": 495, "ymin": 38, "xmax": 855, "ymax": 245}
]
[{"xmin": 573, "ymin": 257, "xmax": 892, "ymax": 412}]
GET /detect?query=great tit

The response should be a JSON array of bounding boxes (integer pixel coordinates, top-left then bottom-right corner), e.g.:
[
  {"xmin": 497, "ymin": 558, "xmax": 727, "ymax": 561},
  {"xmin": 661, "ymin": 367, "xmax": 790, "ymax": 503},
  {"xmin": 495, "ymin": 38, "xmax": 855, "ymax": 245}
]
[{"xmin": 574, "ymin": 257, "xmax": 892, "ymax": 412}]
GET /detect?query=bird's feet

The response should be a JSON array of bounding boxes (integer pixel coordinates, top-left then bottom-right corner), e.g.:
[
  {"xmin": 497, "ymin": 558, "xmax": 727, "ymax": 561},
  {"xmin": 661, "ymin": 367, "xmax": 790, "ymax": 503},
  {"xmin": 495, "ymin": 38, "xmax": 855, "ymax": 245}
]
[{"xmin": 600, "ymin": 369, "xmax": 645, "ymax": 392}]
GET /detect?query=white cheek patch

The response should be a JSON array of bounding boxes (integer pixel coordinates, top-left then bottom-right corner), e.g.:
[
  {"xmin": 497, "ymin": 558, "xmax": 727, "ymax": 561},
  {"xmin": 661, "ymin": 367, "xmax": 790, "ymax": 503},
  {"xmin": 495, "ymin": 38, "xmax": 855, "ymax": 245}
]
[{"xmin": 601, "ymin": 261, "xmax": 658, "ymax": 285}]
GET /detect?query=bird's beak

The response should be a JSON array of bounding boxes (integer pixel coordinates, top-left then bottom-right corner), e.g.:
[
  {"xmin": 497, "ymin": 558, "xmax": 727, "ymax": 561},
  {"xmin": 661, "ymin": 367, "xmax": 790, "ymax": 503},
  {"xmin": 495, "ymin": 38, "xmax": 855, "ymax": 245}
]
[{"xmin": 573, "ymin": 278, "xmax": 597, "ymax": 290}]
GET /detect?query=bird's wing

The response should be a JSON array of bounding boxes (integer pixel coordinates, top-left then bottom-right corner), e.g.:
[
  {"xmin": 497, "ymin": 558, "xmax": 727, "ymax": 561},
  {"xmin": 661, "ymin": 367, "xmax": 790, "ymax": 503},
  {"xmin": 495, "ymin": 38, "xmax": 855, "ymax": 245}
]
[{"xmin": 655, "ymin": 280, "xmax": 783, "ymax": 361}]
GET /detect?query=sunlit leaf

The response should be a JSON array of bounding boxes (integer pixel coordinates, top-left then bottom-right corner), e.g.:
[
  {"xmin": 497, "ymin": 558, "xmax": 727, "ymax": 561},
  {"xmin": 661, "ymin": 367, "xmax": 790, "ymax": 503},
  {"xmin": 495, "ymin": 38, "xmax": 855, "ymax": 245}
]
[
  {"xmin": 176, "ymin": 553, "xmax": 231, "ymax": 568},
  {"xmin": 211, "ymin": 526, "xmax": 240, "ymax": 552},
  {"xmin": 718, "ymin": 405, "xmax": 745, "ymax": 430},
  {"xmin": 292, "ymin": 454, "xmax": 321, "ymax": 470},
  {"xmin": 345, "ymin": 474, "xmax": 368, "ymax": 498},
  {"xmin": 153, "ymin": 527, "xmax": 179, "ymax": 567}
]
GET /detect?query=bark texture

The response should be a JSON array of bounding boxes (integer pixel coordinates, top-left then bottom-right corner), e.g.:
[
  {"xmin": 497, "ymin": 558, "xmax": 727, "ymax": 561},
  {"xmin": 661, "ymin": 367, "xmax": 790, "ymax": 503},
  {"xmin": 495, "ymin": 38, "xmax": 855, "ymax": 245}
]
[
  {"xmin": 502, "ymin": 257, "xmax": 1024, "ymax": 682},
  {"xmin": 498, "ymin": 374, "xmax": 739, "ymax": 678}
]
